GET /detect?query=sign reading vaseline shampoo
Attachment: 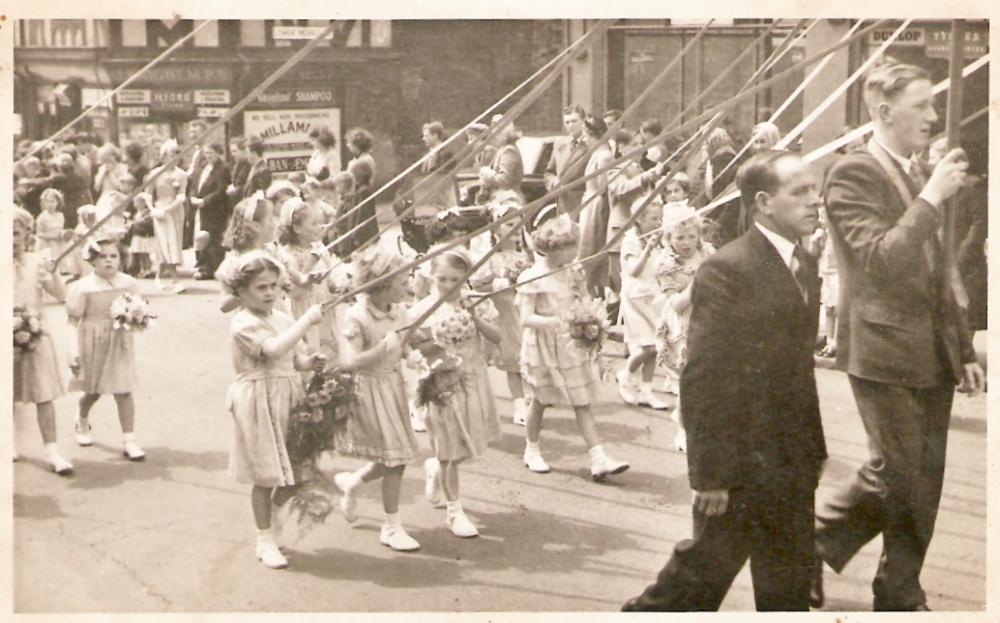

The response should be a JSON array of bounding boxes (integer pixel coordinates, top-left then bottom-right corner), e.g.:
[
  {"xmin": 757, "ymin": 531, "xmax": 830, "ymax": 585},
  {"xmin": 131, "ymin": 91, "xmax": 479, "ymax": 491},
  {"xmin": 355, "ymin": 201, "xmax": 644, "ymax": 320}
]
[{"xmin": 243, "ymin": 108, "xmax": 341, "ymax": 176}]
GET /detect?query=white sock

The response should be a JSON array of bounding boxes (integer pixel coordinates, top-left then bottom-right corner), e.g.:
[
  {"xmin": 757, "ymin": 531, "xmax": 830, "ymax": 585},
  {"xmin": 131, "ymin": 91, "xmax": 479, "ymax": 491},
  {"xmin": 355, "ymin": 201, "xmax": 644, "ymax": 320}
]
[
  {"xmin": 446, "ymin": 500, "xmax": 462, "ymax": 515},
  {"xmin": 384, "ymin": 512, "xmax": 401, "ymax": 529},
  {"xmin": 341, "ymin": 471, "xmax": 362, "ymax": 490},
  {"xmin": 123, "ymin": 432, "xmax": 136, "ymax": 444},
  {"xmin": 525, "ymin": 440, "xmax": 541, "ymax": 454},
  {"xmin": 642, "ymin": 382, "xmax": 653, "ymax": 393},
  {"xmin": 256, "ymin": 528, "xmax": 274, "ymax": 543},
  {"xmin": 589, "ymin": 445, "xmax": 606, "ymax": 462}
]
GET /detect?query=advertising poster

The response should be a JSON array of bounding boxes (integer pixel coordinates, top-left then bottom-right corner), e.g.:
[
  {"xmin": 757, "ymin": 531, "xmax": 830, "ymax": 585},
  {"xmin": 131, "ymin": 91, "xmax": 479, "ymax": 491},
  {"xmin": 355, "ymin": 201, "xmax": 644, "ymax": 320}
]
[{"xmin": 243, "ymin": 107, "xmax": 341, "ymax": 176}]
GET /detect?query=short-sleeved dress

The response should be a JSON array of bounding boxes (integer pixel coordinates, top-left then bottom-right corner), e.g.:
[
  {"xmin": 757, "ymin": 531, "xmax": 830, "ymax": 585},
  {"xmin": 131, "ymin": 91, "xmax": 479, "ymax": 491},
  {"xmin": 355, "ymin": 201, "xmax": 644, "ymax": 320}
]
[
  {"xmin": 66, "ymin": 272, "xmax": 141, "ymax": 394},
  {"xmin": 516, "ymin": 263, "xmax": 596, "ymax": 407},
  {"xmin": 225, "ymin": 308, "xmax": 306, "ymax": 487},
  {"xmin": 215, "ymin": 245, "xmax": 293, "ymax": 316},
  {"xmin": 35, "ymin": 210, "xmax": 66, "ymax": 260},
  {"xmin": 13, "ymin": 252, "xmax": 66, "ymax": 404},
  {"xmin": 469, "ymin": 249, "xmax": 527, "ymax": 373},
  {"xmin": 409, "ymin": 296, "xmax": 500, "ymax": 462},
  {"xmin": 656, "ymin": 243, "xmax": 713, "ymax": 370},
  {"xmin": 332, "ymin": 297, "xmax": 420, "ymax": 467},
  {"xmin": 276, "ymin": 242, "xmax": 341, "ymax": 360},
  {"xmin": 620, "ymin": 229, "xmax": 666, "ymax": 349}
]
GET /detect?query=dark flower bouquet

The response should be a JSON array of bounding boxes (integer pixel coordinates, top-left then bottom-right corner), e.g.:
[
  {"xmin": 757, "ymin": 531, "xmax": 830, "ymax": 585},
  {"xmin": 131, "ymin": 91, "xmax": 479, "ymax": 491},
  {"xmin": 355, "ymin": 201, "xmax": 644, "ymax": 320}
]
[
  {"xmin": 413, "ymin": 345, "xmax": 466, "ymax": 408},
  {"xmin": 286, "ymin": 367, "xmax": 358, "ymax": 467},
  {"xmin": 560, "ymin": 297, "xmax": 609, "ymax": 358}
]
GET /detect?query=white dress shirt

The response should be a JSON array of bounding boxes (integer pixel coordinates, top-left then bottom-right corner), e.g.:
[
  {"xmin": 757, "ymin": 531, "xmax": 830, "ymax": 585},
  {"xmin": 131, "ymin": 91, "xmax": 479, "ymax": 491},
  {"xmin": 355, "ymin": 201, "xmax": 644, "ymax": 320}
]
[{"xmin": 755, "ymin": 222, "xmax": 797, "ymax": 270}]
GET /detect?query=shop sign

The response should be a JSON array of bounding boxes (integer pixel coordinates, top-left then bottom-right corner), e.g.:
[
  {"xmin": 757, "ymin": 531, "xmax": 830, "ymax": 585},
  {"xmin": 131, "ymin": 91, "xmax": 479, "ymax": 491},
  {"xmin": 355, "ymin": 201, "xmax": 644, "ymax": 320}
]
[
  {"xmin": 868, "ymin": 27, "xmax": 925, "ymax": 47},
  {"xmin": 925, "ymin": 25, "xmax": 989, "ymax": 59},
  {"xmin": 194, "ymin": 89, "xmax": 231, "ymax": 105},
  {"xmin": 106, "ymin": 64, "xmax": 232, "ymax": 87},
  {"xmin": 273, "ymin": 26, "xmax": 335, "ymax": 40},
  {"xmin": 82, "ymin": 88, "xmax": 114, "ymax": 108},
  {"xmin": 116, "ymin": 89, "xmax": 152, "ymax": 105},
  {"xmin": 118, "ymin": 106, "xmax": 150, "ymax": 118},
  {"xmin": 256, "ymin": 88, "xmax": 336, "ymax": 107},
  {"xmin": 150, "ymin": 90, "xmax": 195, "ymax": 112},
  {"xmin": 198, "ymin": 107, "xmax": 230, "ymax": 118},
  {"xmin": 243, "ymin": 107, "xmax": 341, "ymax": 175}
]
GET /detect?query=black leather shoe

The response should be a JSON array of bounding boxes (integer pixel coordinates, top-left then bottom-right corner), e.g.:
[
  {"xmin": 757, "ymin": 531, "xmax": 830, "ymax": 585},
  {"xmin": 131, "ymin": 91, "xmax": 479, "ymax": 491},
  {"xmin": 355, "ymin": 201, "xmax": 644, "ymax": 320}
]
[{"xmin": 810, "ymin": 557, "xmax": 825, "ymax": 608}]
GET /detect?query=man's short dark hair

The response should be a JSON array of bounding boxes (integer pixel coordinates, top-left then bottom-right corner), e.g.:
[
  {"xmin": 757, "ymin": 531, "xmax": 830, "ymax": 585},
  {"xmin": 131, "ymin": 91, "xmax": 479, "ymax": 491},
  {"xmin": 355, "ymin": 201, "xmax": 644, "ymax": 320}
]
[
  {"xmin": 640, "ymin": 118, "xmax": 663, "ymax": 137},
  {"xmin": 562, "ymin": 104, "xmax": 586, "ymax": 119},
  {"xmin": 603, "ymin": 109, "xmax": 624, "ymax": 123},
  {"xmin": 247, "ymin": 136, "xmax": 266, "ymax": 157},
  {"xmin": 736, "ymin": 150, "xmax": 799, "ymax": 216},
  {"xmin": 231, "ymin": 136, "xmax": 247, "ymax": 150},
  {"xmin": 208, "ymin": 142, "xmax": 225, "ymax": 155}
]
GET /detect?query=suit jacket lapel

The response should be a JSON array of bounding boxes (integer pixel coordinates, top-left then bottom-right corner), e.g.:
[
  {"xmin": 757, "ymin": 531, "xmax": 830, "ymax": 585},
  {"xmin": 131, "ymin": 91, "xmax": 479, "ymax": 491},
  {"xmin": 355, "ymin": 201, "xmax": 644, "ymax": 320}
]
[{"xmin": 747, "ymin": 226, "xmax": 811, "ymax": 312}]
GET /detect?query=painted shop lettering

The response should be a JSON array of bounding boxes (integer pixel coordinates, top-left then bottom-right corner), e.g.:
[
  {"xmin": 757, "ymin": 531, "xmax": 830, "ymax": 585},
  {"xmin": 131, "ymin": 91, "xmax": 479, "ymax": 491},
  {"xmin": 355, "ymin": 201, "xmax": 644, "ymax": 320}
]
[{"xmin": 257, "ymin": 121, "xmax": 312, "ymax": 140}]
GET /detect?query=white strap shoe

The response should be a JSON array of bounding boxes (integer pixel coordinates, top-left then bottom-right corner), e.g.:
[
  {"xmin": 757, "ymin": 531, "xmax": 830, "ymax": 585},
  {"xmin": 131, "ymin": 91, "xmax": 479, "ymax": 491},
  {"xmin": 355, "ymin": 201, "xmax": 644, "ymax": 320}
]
[
  {"xmin": 256, "ymin": 539, "xmax": 289, "ymax": 569},
  {"xmin": 74, "ymin": 417, "xmax": 94, "ymax": 447},
  {"xmin": 616, "ymin": 368, "xmax": 640, "ymax": 405},
  {"xmin": 333, "ymin": 472, "xmax": 358, "ymax": 523},
  {"xmin": 380, "ymin": 525, "xmax": 420, "ymax": 551},
  {"xmin": 523, "ymin": 451, "xmax": 551, "ymax": 474},
  {"xmin": 591, "ymin": 454, "xmax": 629, "ymax": 481},
  {"xmin": 673, "ymin": 429, "xmax": 687, "ymax": 454},
  {"xmin": 640, "ymin": 387, "xmax": 670, "ymax": 410},
  {"xmin": 123, "ymin": 441, "xmax": 146, "ymax": 461},
  {"xmin": 46, "ymin": 451, "xmax": 74, "ymax": 476},
  {"xmin": 446, "ymin": 506, "xmax": 479, "ymax": 538}
]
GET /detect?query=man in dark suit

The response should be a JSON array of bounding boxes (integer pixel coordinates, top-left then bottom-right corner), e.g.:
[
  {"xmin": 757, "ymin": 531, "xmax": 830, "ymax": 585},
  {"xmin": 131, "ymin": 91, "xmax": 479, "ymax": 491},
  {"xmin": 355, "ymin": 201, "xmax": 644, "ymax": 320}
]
[
  {"xmin": 189, "ymin": 142, "xmax": 231, "ymax": 279},
  {"xmin": 183, "ymin": 119, "xmax": 209, "ymax": 249},
  {"xmin": 242, "ymin": 136, "xmax": 273, "ymax": 199},
  {"xmin": 544, "ymin": 104, "xmax": 589, "ymax": 219},
  {"xmin": 622, "ymin": 150, "xmax": 827, "ymax": 611},
  {"xmin": 813, "ymin": 62, "xmax": 983, "ymax": 612}
]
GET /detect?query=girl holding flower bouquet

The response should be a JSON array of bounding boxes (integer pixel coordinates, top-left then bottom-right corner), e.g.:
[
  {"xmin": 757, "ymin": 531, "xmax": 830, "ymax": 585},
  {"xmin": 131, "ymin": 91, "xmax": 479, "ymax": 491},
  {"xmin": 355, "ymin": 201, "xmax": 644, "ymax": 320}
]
[
  {"xmin": 409, "ymin": 249, "xmax": 502, "ymax": 538},
  {"xmin": 616, "ymin": 193, "xmax": 671, "ymax": 410},
  {"xmin": 11, "ymin": 207, "xmax": 74, "ymax": 474},
  {"xmin": 655, "ymin": 206, "xmax": 714, "ymax": 453},
  {"xmin": 468, "ymin": 197, "xmax": 531, "ymax": 425},
  {"xmin": 517, "ymin": 212, "xmax": 629, "ymax": 480},
  {"xmin": 331, "ymin": 247, "xmax": 423, "ymax": 551},
  {"xmin": 221, "ymin": 251, "xmax": 327, "ymax": 569},
  {"xmin": 66, "ymin": 236, "xmax": 148, "ymax": 461},
  {"xmin": 275, "ymin": 197, "xmax": 342, "ymax": 361}
]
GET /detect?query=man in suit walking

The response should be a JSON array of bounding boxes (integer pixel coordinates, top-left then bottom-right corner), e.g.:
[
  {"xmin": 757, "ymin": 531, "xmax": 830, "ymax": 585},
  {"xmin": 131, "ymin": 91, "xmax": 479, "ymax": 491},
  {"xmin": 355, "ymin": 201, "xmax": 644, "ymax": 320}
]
[
  {"xmin": 189, "ymin": 142, "xmax": 231, "ymax": 279},
  {"xmin": 183, "ymin": 119, "xmax": 209, "ymax": 249},
  {"xmin": 242, "ymin": 136, "xmax": 273, "ymax": 199},
  {"xmin": 813, "ymin": 62, "xmax": 984, "ymax": 612},
  {"xmin": 622, "ymin": 149, "xmax": 827, "ymax": 611},
  {"xmin": 544, "ymin": 104, "xmax": 590, "ymax": 219}
]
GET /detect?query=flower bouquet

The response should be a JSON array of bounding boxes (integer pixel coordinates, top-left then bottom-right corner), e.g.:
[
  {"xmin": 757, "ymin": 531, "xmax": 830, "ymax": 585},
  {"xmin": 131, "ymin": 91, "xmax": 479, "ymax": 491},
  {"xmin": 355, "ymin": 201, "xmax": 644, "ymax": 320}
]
[
  {"xmin": 13, "ymin": 306, "xmax": 44, "ymax": 354},
  {"xmin": 560, "ymin": 296, "xmax": 610, "ymax": 359},
  {"xmin": 428, "ymin": 303, "xmax": 476, "ymax": 347},
  {"xmin": 286, "ymin": 367, "xmax": 358, "ymax": 468},
  {"xmin": 414, "ymin": 348, "xmax": 466, "ymax": 408},
  {"xmin": 490, "ymin": 250, "xmax": 531, "ymax": 284},
  {"xmin": 285, "ymin": 473, "xmax": 338, "ymax": 539},
  {"xmin": 110, "ymin": 293, "xmax": 157, "ymax": 331}
]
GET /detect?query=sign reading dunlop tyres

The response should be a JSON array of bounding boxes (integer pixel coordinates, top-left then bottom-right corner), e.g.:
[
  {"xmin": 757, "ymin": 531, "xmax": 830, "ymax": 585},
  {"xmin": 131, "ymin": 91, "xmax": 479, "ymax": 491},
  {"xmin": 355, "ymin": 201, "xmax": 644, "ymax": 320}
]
[{"xmin": 243, "ymin": 107, "xmax": 341, "ymax": 175}]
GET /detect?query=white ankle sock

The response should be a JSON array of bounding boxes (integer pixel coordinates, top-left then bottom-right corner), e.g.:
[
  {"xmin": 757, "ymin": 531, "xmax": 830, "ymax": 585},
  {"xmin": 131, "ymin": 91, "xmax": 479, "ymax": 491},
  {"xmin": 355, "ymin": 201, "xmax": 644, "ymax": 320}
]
[
  {"xmin": 588, "ymin": 445, "xmax": 606, "ymax": 461},
  {"xmin": 256, "ymin": 528, "xmax": 274, "ymax": 543},
  {"xmin": 384, "ymin": 512, "xmax": 401, "ymax": 528},
  {"xmin": 525, "ymin": 440, "xmax": 541, "ymax": 454},
  {"xmin": 44, "ymin": 443, "xmax": 59, "ymax": 456},
  {"xmin": 642, "ymin": 382, "xmax": 653, "ymax": 393},
  {"xmin": 446, "ymin": 500, "xmax": 462, "ymax": 515},
  {"xmin": 123, "ymin": 432, "xmax": 136, "ymax": 444}
]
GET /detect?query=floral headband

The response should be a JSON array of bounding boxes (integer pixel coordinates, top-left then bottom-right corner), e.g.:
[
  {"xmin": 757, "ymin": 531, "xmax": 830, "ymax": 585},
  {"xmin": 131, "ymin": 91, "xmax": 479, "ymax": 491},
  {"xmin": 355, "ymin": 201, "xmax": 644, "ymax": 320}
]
[{"xmin": 82, "ymin": 235, "xmax": 116, "ymax": 262}]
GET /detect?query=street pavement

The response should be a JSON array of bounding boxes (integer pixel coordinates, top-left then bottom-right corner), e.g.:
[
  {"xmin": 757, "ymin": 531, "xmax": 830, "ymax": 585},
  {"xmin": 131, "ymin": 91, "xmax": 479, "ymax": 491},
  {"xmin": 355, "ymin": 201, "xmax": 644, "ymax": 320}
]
[{"xmin": 11, "ymin": 226, "xmax": 987, "ymax": 613}]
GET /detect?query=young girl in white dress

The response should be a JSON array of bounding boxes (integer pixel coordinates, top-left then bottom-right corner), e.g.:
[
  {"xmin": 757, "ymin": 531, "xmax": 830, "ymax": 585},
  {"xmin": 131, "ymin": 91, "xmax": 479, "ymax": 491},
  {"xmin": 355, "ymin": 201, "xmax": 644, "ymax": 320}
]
[
  {"xmin": 221, "ymin": 251, "xmax": 326, "ymax": 569},
  {"xmin": 656, "ymin": 206, "xmax": 714, "ymax": 453},
  {"xmin": 34, "ymin": 188, "xmax": 66, "ymax": 261},
  {"xmin": 66, "ymin": 236, "xmax": 147, "ymax": 461},
  {"xmin": 332, "ymin": 247, "xmax": 423, "ymax": 551},
  {"xmin": 517, "ymin": 211, "xmax": 629, "ymax": 480},
  {"xmin": 216, "ymin": 195, "xmax": 288, "ymax": 315},
  {"xmin": 409, "ymin": 249, "xmax": 502, "ymax": 538},
  {"xmin": 616, "ymin": 193, "xmax": 671, "ymax": 410},
  {"xmin": 275, "ymin": 197, "xmax": 341, "ymax": 360},
  {"xmin": 12, "ymin": 207, "xmax": 74, "ymax": 474}
]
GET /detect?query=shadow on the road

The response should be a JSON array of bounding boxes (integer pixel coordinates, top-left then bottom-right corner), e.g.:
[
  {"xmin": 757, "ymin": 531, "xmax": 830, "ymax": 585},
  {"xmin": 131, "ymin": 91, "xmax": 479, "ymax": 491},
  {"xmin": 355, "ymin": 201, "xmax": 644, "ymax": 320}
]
[
  {"xmin": 13, "ymin": 493, "xmax": 64, "ymax": 520},
  {"xmin": 948, "ymin": 416, "xmax": 987, "ymax": 435},
  {"xmin": 66, "ymin": 444, "xmax": 228, "ymax": 490}
]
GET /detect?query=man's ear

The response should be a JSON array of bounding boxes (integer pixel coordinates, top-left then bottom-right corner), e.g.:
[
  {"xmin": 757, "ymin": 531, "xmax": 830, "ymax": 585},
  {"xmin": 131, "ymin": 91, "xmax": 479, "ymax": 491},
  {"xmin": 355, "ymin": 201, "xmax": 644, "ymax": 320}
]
[
  {"xmin": 877, "ymin": 102, "xmax": 893, "ymax": 124},
  {"xmin": 754, "ymin": 190, "xmax": 771, "ymax": 216}
]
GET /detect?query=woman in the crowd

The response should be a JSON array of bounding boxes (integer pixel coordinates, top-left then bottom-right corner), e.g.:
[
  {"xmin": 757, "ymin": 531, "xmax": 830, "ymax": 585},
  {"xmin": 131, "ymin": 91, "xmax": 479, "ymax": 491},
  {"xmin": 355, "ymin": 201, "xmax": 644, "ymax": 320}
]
[
  {"xmin": 577, "ymin": 114, "xmax": 614, "ymax": 298},
  {"xmin": 342, "ymin": 127, "xmax": 380, "ymax": 254},
  {"xmin": 306, "ymin": 126, "xmax": 341, "ymax": 182}
]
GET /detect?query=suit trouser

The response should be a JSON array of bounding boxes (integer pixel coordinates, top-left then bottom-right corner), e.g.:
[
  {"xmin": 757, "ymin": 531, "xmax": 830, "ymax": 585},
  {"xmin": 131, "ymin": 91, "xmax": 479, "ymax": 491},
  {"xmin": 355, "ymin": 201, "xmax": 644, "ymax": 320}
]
[
  {"xmin": 623, "ymin": 482, "xmax": 815, "ymax": 611},
  {"xmin": 195, "ymin": 207, "xmax": 228, "ymax": 277},
  {"xmin": 815, "ymin": 375, "xmax": 954, "ymax": 610}
]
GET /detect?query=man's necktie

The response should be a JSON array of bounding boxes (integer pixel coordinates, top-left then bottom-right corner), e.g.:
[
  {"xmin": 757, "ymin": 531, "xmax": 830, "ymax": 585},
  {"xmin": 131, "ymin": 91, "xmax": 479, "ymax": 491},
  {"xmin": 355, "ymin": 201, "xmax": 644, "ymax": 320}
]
[{"xmin": 792, "ymin": 245, "xmax": 811, "ymax": 304}]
